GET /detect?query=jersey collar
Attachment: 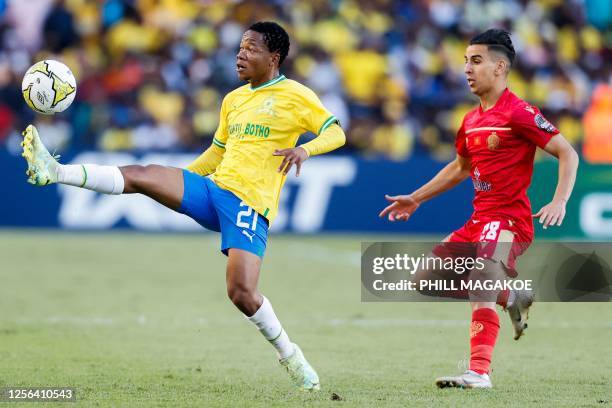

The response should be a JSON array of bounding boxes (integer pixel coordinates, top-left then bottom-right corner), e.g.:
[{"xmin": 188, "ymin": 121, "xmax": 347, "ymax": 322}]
[
  {"xmin": 479, "ymin": 87, "xmax": 510, "ymax": 114},
  {"xmin": 250, "ymin": 74, "xmax": 286, "ymax": 91}
]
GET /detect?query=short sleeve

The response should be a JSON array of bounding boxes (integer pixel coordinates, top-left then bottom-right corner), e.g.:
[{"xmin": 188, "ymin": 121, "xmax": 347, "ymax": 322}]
[
  {"xmin": 511, "ymin": 104, "xmax": 559, "ymax": 149},
  {"xmin": 455, "ymin": 118, "xmax": 469, "ymax": 157},
  {"xmin": 212, "ymin": 95, "xmax": 229, "ymax": 148},
  {"xmin": 298, "ymin": 88, "xmax": 338, "ymax": 135}
]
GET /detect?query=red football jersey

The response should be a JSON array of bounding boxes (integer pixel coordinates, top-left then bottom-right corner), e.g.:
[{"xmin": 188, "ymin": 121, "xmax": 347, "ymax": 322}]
[{"xmin": 455, "ymin": 88, "xmax": 559, "ymax": 242}]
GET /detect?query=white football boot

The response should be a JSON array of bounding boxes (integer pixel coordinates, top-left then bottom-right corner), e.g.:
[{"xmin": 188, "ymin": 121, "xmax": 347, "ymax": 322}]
[
  {"xmin": 435, "ymin": 370, "xmax": 492, "ymax": 389},
  {"xmin": 279, "ymin": 343, "xmax": 320, "ymax": 391},
  {"xmin": 21, "ymin": 124, "xmax": 59, "ymax": 186},
  {"xmin": 506, "ymin": 289, "xmax": 534, "ymax": 340}
]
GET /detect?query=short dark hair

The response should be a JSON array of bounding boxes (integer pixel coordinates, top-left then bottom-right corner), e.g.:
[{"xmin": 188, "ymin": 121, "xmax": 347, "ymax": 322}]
[
  {"xmin": 248, "ymin": 21, "xmax": 290, "ymax": 66},
  {"xmin": 470, "ymin": 29, "xmax": 515, "ymax": 66}
]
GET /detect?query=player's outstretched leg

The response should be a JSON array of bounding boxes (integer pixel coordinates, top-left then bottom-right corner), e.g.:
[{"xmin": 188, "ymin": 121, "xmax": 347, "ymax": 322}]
[
  {"xmin": 226, "ymin": 248, "xmax": 320, "ymax": 391},
  {"xmin": 21, "ymin": 124, "xmax": 183, "ymax": 209}
]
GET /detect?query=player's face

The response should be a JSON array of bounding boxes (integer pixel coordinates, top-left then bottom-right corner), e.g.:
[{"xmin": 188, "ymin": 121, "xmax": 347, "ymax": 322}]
[
  {"xmin": 464, "ymin": 44, "xmax": 499, "ymax": 95},
  {"xmin": 236, "ymin": 30, "xmax": 279, "ymax": 82}
]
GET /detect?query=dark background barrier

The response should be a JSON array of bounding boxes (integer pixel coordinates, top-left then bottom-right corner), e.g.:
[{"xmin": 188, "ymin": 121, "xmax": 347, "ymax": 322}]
[{"xmin": 2, "ymin": 149, "xmax": 609, "ymax": 238}]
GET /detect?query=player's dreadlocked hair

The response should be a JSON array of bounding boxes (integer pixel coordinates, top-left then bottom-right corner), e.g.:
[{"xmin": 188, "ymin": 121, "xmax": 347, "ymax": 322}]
[
  {"xmin": 248, "ymin": 21, "xmax": 290, "ymax": 66},
  {"xmin": 470, "ymin": 29, "xmax": 516, "ymax": 67}
]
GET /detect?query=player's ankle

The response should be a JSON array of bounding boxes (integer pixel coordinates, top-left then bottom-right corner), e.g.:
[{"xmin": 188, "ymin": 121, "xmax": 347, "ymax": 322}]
[{"xmin": 246, "ymin": 296, "xmax": 294, "ymax": 359}]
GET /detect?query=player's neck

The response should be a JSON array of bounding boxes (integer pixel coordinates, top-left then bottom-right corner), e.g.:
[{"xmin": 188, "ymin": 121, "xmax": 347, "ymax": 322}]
[
  {"xmin": 249, "ymin": 70, "xmax": 281, "ymax": 89},
  {"xmin": 478, "ymin": 85, "xmax": 507, "ymax": 112}
]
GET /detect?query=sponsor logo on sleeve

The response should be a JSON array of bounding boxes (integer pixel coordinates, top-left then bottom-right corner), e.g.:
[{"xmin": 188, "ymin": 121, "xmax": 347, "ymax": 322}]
[{"xmin": 534, "ymin": 113, "xmax": 557, "ymax": 133}]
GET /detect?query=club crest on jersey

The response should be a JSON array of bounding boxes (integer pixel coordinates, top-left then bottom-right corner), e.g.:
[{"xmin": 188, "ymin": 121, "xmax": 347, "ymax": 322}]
[
  {"xmin": 257, "ymin": 97, "xmax": 277, "ymax": 117},
  {"xmin": 487, "ymin": 132, "xmax": 500, "ymax": 150},
  {"xmin": 534, "ymin": 113, "xmax": 556, "ymax": 133}
]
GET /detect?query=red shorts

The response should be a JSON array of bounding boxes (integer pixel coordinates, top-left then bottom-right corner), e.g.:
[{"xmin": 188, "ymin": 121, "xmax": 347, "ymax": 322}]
[{"xmin": 432, "ymin": 217, "xmax": 531, "ymax": 277}]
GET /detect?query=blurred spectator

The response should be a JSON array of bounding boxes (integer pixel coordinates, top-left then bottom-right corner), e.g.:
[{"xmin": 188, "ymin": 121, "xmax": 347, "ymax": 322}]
[
  {"xmin": 43, "ymin": 0, "xmax": 79, "ymax": 53},
  {"xmin": 0, "ymin": 0, "xmax": 609, "ymax": 162},
  {"xmin": 583, "ymin": 84, "xmax": 612, "ymax": 163}
]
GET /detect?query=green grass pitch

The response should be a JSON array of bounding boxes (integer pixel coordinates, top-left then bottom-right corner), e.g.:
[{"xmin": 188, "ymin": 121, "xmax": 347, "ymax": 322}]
[{"xmin": 0, "ymin": 231, "xmax": 610, "ymax": 407}]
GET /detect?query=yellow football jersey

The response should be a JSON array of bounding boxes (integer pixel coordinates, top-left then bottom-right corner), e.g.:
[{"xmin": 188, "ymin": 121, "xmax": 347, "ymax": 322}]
[{"xmin": 210, "ymin": 75, "xmax": 337, "ymax": 222}]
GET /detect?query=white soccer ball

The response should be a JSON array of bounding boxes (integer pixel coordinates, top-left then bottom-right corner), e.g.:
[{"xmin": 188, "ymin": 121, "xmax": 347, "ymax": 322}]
[{"xmin": 21, "ymin": 60, "xmax": 77, "ymax": 115}]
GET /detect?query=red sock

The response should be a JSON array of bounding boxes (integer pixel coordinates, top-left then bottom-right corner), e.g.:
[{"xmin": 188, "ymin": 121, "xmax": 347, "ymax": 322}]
[
  {"xmin": 469, "ymin": 308, "xmax": 500, "ymax": 375},
  {"xmin": 496, "ymin": 289, "xmax": 510, "ymax": 308}
]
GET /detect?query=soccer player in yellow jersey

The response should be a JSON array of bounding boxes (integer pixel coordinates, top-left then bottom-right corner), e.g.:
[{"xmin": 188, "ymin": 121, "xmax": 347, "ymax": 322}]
[{"xmin": 20, "ymin": 21, "xmax": 345, "ymax": 391}]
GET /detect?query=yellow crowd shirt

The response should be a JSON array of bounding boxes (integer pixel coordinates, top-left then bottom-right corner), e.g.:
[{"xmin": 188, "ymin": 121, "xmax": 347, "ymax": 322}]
[{"xmin": 209, "ymin": 75, "xmax": 338, "ymax": 222}]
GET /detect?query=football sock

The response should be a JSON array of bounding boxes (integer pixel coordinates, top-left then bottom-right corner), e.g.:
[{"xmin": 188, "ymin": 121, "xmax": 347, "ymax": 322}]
[
  {"xmin": 469, "ymin": 307, "xmax": 500, "ymax": 375},
  {"xmin": 246, "ymin": 296, "xmax": 294, "ymax": 359},
  {"xmin": 57, "ymin": 164, "xmax": 124, "ymax": 195}
]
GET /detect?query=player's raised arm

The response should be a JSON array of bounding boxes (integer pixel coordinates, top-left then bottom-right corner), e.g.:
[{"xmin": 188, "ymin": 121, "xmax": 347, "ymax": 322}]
[
  {"xmin": 379, "ymin": 154, "xmax": 471, "ymax": 222},
  {"xmin": 532, "ymin": 134, "xmax": 579, "ymax": 229}
]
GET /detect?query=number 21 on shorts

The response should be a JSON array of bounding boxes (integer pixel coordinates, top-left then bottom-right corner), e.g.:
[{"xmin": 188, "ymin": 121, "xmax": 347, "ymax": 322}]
[
  {"xmin": 236, "ymin": 201, "xmax": 258, "ymax": 231},
  {"xmin": 480, "ymin": 221, "xmax": 500, "ymax": 241}
]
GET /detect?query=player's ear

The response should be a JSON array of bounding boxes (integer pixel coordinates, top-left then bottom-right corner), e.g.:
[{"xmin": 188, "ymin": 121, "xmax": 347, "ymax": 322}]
[
  {"xmin": 495, "ymin": 59, "xmax": 507, "ymax": 76},
  {"xmin": 270, "ymin": 52, "xmax": 280, "ymax": 68}
]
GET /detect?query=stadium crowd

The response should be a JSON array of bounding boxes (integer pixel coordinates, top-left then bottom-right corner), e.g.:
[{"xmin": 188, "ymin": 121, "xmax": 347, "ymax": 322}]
[{"xmin": 0, "ymin": 0, "xmax": 610, "ymax": 161}]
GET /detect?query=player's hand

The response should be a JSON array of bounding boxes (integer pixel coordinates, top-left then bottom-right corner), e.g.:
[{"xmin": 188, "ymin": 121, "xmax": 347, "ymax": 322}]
[
  {"xmin": 379, "ymin": 194, "xmax": 420, "ymax": 222},
  {"xmin": 532, "ymin": 198, "xmax": 567, "ymax": 229},
  {"xmin": 273, "ymin": 147, "xmax": 309, "ymax": 176}
]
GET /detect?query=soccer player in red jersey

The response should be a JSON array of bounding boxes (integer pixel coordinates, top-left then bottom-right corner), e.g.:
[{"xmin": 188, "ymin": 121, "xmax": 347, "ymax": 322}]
[{"xmin": 379, "ymin": 29, "xmax": 579, "ymax": 388}]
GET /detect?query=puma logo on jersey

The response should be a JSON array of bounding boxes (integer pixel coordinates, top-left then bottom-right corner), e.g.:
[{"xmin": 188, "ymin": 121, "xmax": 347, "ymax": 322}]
[{"xmin": 242, "ymin": 230, "xmax": 255, "ymax": 243}]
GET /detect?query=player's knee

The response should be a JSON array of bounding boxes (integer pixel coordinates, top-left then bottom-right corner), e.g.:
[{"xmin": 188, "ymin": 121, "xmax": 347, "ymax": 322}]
[
  {"xmin": 122, "ymin": 164, "xmax": 157, "ymax": 193},
  {"xmin": 226, "ymin": 282, "xmax": 258, "ymax": 313}
]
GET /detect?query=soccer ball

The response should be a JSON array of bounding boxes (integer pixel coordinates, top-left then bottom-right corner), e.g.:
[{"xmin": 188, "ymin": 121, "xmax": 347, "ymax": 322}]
[{"xmin": 21, "ymin": 60, "xmax": 77, "ymax": 115}]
